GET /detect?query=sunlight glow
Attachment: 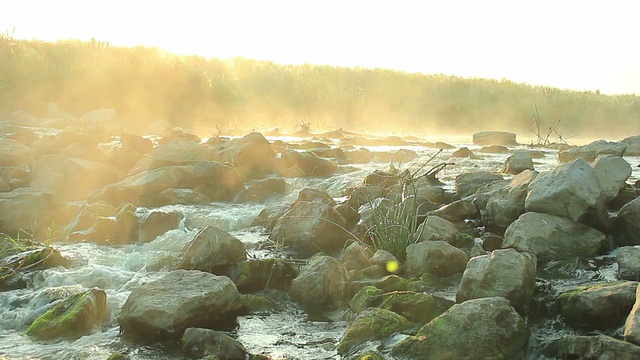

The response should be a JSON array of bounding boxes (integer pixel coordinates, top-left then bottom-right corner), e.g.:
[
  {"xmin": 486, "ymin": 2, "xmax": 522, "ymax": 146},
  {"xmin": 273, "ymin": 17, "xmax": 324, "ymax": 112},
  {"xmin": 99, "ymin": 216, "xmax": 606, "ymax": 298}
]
[{"xmin": 2, "ymin": 0, "xmax": 639, "ymax": 94}]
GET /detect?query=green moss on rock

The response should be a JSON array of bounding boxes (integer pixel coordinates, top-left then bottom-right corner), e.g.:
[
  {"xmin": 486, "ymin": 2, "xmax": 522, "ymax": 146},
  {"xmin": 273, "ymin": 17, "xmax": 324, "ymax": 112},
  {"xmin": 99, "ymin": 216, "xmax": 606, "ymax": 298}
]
[{"xmin": 338, "ymin": 308, "xmax": 411, "ymax": 356}]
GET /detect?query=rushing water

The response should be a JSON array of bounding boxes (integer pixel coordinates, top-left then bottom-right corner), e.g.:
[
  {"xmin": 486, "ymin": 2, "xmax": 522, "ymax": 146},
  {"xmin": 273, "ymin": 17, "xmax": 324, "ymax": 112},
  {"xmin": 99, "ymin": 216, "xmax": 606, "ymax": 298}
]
[{"xmin": 1, "ymin": 137, "xmax": 639, "ymax": 359}]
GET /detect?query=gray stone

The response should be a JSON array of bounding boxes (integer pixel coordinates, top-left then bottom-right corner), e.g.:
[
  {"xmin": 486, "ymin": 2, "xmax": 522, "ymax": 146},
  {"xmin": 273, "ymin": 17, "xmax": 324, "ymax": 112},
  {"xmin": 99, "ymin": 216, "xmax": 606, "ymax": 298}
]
[
  {"xmin": 404, "ymin": 241, "xmax": 469, "ymax": 278},
  {"xmin": 181, "ymin": 328, "xmax": 247, "ymax": 360},
  {"xmin": 454, "ymin": 171, "xmax": 503, "ymax": 199},
  {"xmin": 472, "ymin": 131, "xmax": 517, "ymax": 146},
  {"xmin": 614, "ymin": 197, "xmax": 640, "ymax": 246},
  {"xmin": 624, "ymin": 283, "xmax": 640, "ymax": 345},
  {"xmin": 558, "ymin": 140, "xmax": 627, "ymax": 163},
  {"xmin": 550, "ymin": 335, "xmax": 640, "ymax": 360},
  {"xmin": 178, "ymin": 226, "xmax": 247, "ymax": 272},
  {"xmin": 617, "ymin": 246, "xmax": 640, "ymax": 280},
  {"xmin": 592, "ymin": 154, "xmax": 632, "ymax": 201},
  {"xmin": 290, "ymin": 254, "xmax": 348, "ymax": 313},
  {"xmin": 501, "ymin": 150, "xmax": 534, "ymax": 175},
  {"xmin": 415, "ymin": 216, "xmax": 458, "ymax": 242}
]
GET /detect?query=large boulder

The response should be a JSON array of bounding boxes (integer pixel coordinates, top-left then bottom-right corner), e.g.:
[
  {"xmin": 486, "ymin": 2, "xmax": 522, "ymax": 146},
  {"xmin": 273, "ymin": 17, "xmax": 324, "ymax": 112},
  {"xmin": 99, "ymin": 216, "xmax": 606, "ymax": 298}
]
[
  {"xmin": 212, "ymin": 132, "xmax": 276, "ymax": 178},
  {"xmin": 270, "ymin": 201, "xmax": 348, "ymax": 257},
  {"xmin": 474, "ymin": 170, "xmax": 537, "ymax": 231},
  {"xmin": 276, "ymin": 150, "xmax": 338, "ymax": 177},
  {"xmin": 548, "ymin": 335, "xmax": 640, "ymax": 360},
  {"xmin": 139, "ymin": 210, "xmax": 182, "ymax": 243},
  {"xmin": 234, "ymin": 177, "xmax": 286, "ymax": 203},
  {"xmin": 178, "ymin": 226, "xmax": 247, "ymax": 273},
  {"xmin": 472, "ymin": 131, "xmax": 517, "ymax": 146},
  {"xmin": 404, "ymin": 241, "xmax": 469, "ymax": 278},
  {"xmin": 118, "ymin": 270, "xmax": 241, "ymax": 343},
  {"xmin": 376, "ymin": 291, "xmax": 453, "ymax": 325},
  {"xmin": 289, "ymin": 254, "xmax": 348, "ymax": 313},
  {"xmin": 456, "ymin": 249, "xmax": 536, "ymax": 314},
  {"xmin": 614, "ymin": 197, "xmax": 640, "ymax": 246},
  {"xmin": 391, "ymin": 297, "xmax": 529, "ymax": 359},
  {"xmin": 558, "ymin": 140, "xmax": 627, "ymax": 163},
  {"xmin": 620, "ymin": 135, "xmax": 640, "ymax": 156},
  {"xmin": 230, "ymin": 258, "xmax": 298, "ymax": 292},
  {"xmin": 556, "ymin": 281, "xmax": 638, "ymax": 330},
  {"xmin": 26, "ymin": 287, "xmax": 107, "ymax": 340},
  {"xmin": 617, "ymin": 246, "xmax": 640, "ymax": 280},
  {"xmin": 454, "ymin": 171, "xmax": 503, "ymax": 199},
  {"xmin": 502, "ymin": 212, "xmax": 606, "ymax": 264},
  {"xmin": 148, "ymin": 140, "xmax": 212, "ymax": 169},
  {"xmin": 592, "ymin": 155, "xmax": 632, "ymax": 201},
  {"xmin": 525, "ymin": 158, "xmax": 602, "ymax": 222},
  {"xmin": 337, "ymin": 308, "xmax": 412, "ymax": 357},
  {"xmin": 625, "ymin": 284, "xmax": 640, "ymax": 345},
  {"xmin": 0, "ymin": 138, "xmax": 35, "ymax": 167},
  {"xmin": 0, "ymin": 188, "xmax": 57, "ymax": 238},
  {"xmin": 415, "ymin": 216, "xmax": 458, "ymax": 243},
  {"xmin": 181, "ymin": 328, "xmax": 247, "ymax": 360}
]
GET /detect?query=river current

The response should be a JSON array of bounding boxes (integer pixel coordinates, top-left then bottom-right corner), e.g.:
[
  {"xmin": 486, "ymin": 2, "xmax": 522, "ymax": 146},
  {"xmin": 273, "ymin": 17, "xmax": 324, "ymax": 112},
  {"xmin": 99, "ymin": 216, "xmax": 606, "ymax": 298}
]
[{"xmin": 1, "ymin": 135, "xmax": 638, "ymax": 360}]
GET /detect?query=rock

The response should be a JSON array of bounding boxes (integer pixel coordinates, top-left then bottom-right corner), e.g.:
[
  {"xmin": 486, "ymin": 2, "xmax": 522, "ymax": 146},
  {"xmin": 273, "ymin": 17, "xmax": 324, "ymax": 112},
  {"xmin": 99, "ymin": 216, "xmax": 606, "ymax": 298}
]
[
  {"xmin": 377, "ymin": 291, "xmax": 453, "ymax": 325},
  {"xmin": 501, "ymin": 150, "xmax": 534, "ymax": 175},
  {"xmin": 250, "ymin": 204, "xmax": 290, "ymax": 231},
  {"xmin": 337, "ymin": 308, "xmax": 412, "ymax": 356},
  {"xmin": 149, "ymin": 140, "xmax": 212, "ymax": 169},
  {"xmin": 139, "ymin": 211, "xmax": 182, "ymax": 243},
  {"xmin": 0, "ymin": 188, "xmax": 57, "ymax": 238},
  {"xmin": 502, "ymin": 212, "xmax": 606, "ymax": 264},
  {"xmin": 621, "ymin": 135, "xmax": 640, "ymax": 156},
  {"xmin": 26, "ymin": 287, "xmax": 107, "ymax": 340},
  {"xmin": 118, "ymin": 270, "xmax": 241, "ymax": 343},
  {"xmin": 617, "ymin": 246, "xmax": 640, "ymax": 280},
  {"xmin": 430, "ymin": 199, "xmax": 478, "ymax": 223},
  {"xmin": 181, "ymin": 328, "xmax": 247, "ymax": 360},
  {"xmin": 548, "ymin": 334, "xmax": 640, "ymax": 360},
  {"xmin": 454, "ymin": 171, "xmax": 503, "ymax": 199},
  {"xmin": 625, "ymin": 284, "xmax": 640, "ymax": 345},
  {"xmin": 404, "ymin": 241, "xmax": 469, "ymax": 278},
  {"xmin": 451, "ymin": 147, "xmax": 473, "ymax": 158},
  {"xmin": 592, "ymin": 155, "xmax": 632, "ymax": 201},
  {"xmin": 474, "ymin": 170, "xmax": 537, "ymax": 231},
  {"xmin": 290, "ymin": 254, "xmax": 348, "ymax": 313},
  {"xmin": 347, "ymin": 185, "xmax": 387, "ymax": 209},
  {"xmin": 341, "ymin": 242, "xmax": 373, "ymax": 272},
  {"xmin": 7, "ymin": 110, "xmax": 39, "ymax": 127},
  {"xmin": 479, "ymin": 145, "xmax": 510, "ymax": 154},
  {"xmin": 472, "ymin": 131, "xmax": 517, "ymax": 146},
  {"xmin": 231, "ymin": 258, "xmax": 297, "ymax": 292},
  {"xmin": 456, "ymin": 249, "xmax": 536, "ymax": 314},
  {"xmin": 234, "ymin": 177, "xmax": 286, "ymax": 203},
  {"xmin": 178, "ymin": 226, "xmax": 247, "ymax": 273},
  {"xmin": 295, "ymin": 187, "xmax": 335, "ymax": 205},
  {"xmin": 212, "ymin": 132, "xmax": 276, "ymax": 178},
  {"xmin": 415, "ymin": 216, "xmax": 458, "ymax": 242},
  {"xmin": 88, "ymin": 203, "xmax": 139, "ymax": 245},
  {"xmin": 348, "ymin": 286, "xmax": 385, "ymax": 313},
  {"xmin": 156, "ymin": 188, "xmax": 211, "ymax": 205},
  {"xmin": 270, "ymin": 201, "xmax": 348, "ymax": 257},
  {"xmin": 525, "ymin": 158, "xmax": 602, "ymax": 222},
  {"xmin": 0, "ymin": 138, "xmax": 35, "ymax": 167},
  {"xmin": 556, "ymin": 281, "xmax": 638, "ymax": 330},
  {"xmin": 391, "ymin": 297, "xmax": 528, "ymax": 359},
  {"xmin": 614, "ymin": 197, "xmax": 640, "ymax": 246},
  {"xmin": 120, "ymin": 132, "xmax": 153, "ymax": 154},
  {"xmin": 558, "ymin": 139, "xmax": 627, "ymax": 163},
  {"xmin": 276, "ymin": 150, "xmax": 338, "ymax": 177}
]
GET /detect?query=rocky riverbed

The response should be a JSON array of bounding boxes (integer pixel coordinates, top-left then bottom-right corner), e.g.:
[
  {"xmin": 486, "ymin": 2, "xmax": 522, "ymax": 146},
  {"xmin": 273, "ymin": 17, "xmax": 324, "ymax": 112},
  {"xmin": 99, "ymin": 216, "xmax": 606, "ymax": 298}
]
[{"xmin": 1, "ymin": 107, "xmax": 640, "ymax": 359}]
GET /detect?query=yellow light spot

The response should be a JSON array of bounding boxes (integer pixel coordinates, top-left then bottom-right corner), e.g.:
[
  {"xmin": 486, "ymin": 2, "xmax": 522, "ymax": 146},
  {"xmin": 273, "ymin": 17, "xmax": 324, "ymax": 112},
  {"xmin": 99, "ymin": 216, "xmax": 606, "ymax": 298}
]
[{"xmin": 386, "ymin": 260, "xmax": 399, "ymax": 273}]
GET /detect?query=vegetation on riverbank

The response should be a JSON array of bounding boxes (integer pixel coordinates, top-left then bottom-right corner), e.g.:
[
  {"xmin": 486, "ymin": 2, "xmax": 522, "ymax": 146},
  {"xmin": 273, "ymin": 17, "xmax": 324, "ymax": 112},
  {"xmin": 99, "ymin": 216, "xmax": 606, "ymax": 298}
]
[{"xmin": 1, "ymin": 36, "xmax": 638, "ymax": 139}]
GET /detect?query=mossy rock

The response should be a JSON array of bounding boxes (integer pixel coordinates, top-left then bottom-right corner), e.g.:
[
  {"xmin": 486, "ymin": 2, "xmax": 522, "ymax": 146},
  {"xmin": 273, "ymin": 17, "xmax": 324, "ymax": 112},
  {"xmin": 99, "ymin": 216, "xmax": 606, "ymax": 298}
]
[
  {"xmin": 348, "ymin": 285, "xmax": 385, "ymax": 313},
  {"xmin": 337, "ymin": 308, "xmax": 412, "ymax": 356},
  {"xmin": 378, "ymin": 291, "xmax": 453, "ymax": 325},
  {"xmin": 232, "ymin": 258, "xmax": 298, "ymax": 293},
  {"xmin": 239, "ymin": 294, "xmax": 279, "ymax": 314},
  {"xmin": 26, "ymin": 287, "xmax": 108, "ymax": 340},
  {"xmin": 347, "ymin": 350, "xmax": 385, "ymax": 360},
  {"xmin": 372, "ymin": 275, "xmax": 412, "ymax": 293}
]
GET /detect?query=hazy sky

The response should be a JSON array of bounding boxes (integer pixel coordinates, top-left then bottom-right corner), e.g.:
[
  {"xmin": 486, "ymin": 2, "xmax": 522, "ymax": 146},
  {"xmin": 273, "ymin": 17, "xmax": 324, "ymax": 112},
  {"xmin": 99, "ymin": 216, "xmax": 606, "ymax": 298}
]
[{"xmin": 2, "ymin": 0, "xmax": 639, "ymax": 95}]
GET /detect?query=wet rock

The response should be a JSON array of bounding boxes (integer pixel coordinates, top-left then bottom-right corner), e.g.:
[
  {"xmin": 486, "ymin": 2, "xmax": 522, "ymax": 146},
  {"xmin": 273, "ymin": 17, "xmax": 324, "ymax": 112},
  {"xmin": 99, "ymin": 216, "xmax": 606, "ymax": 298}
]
[
  {"xmin": 556, "ymin": 281, "xmax": 638, "ymax": 330},
  {"xmin": 472, "ymin": 131, "xmax": 517, "ymax": 146},
  {"xmin": 26, "ymin": 287, "xmax": 107, "ymax": 340},
  {"xmin": 348, "ymin": 286, "xmax": 385, "ymax": 313},
  {"xmin": 625, "ymin": 283, "xmax": 640, "ymax": 345},
  {"xmin": 212, "ymin": 132, "xmax": 276, "ymax": 179},
  {"xmin": 1, "ymin": 245, "xmax": 71, "ymax": 272},
  {"xmin": 290, "ymin": 254, "xmax": 348, "ymax": 313},
  {"xmin": 525, "ymin": 158, "xmax": 602, "ymax": 222},
  {"xmin": 454, "ymin": 171, "xmax": 503, "ymax": 199},
  {"xmin": 592, "ymin": 155, "xmax": 632, "ymax": 201},
  {"xmin": 456, "ymin": 249, "xmax": 536, "ymax": 314},
  {"xmin": 276, "ymin": 150, "xmax": 338, "ymax": 177},
  {"xmin": 391, "ymin": 297, "xmax": 528, "ymax": 359},
  {"xmin": 139, "ymin": 210, "xmax": 182, "ymax": 243},
  {"xmin": 270, "ymin": 201, "xmax": 348, "ymax": 257},
  {"xmin": 502, "ymin": 212, "xmax": 606, "ymax": 264},
  {"xmin": 363, "ymin": 170, "xmax": 400, "ymax": 189},
  {"xmin": 296, "ymin": 187, "xmax": 335, "ymax": 205},
  {"xmin": 181, "ymin": 327, "xmax": 247, "ymax": 360},
  {"xmin": 337, "ymin": 308, "xmax": 412, "ymax": 357},
  {"xmin": 547, "ymin": 334, "xmax": 640, "ymax": 360},
  {"xmin": 621, "ymin": 135, "xmax": 640, "ymax": 156},
  {"xmin": 250, "ymin": 204, "xmax": 290, "ymax": 231},
  {"xmin": 501, "ymin": 150, "xmax": 534, "ymax": 175},
  {"xmin": 475, "ymin": 169, "xmax": 537, "ymax": 232},
  {"xmin": 341, "ymin": 242, "xmax": 373, "ymax": 272},
  {"xmin": 88, "ymin": 203, "xmax": 139, "ymax": 245},
  {"xmin": 617, "ymin": 246, "xmax": 640, "ymax": 280},
  {"xmin": 231, "ymin": 258, "xmax": 297, "ymax": 292},
  {"xmin": 451, "ymin": 147, "xmax": 473, "ymax": 158},
  {"xmin": 415, "ymin": 216, "xmax": 458, "ymax": 242},
  {"xmin": 614, "ymin": 197, "xmax": 640, "ymax": 246},
  {"xmin": 430, "ymin": 198, "xmax": 478, "ymax": 223},
  {"xmin": 234, "ymin": 177, "xmax": 286, "ymax": 203},
  {"xmin": 404, "ymin": 241, "xmax": 469, "ymax": 278},
  {"xmin": 178, "ymin": 226, "xmax": 247, "ymax": 274},
  {"xmin": 347, "ymin": 185, "xmax": 387, "ymax": 209},
  {"xmin": 479, "ymin": 145, "xmax": 509, "ymax": 153},
  {"xmin": 558, "ymin": 139, "xmax": 627, "ymax": 163},
  {"xmin": 377, "ymin": 291, "xmax": 453, "ymax": 325},
  {"xmin": 118, "ymin": 270, "xmax": 241, "ymax": 343},
  {"xmin": 0, "ymin": 188, "xmax": 57, "ymax": 238},
  {"xmin": 0, "ymin": 138, "xmax": 35, "ymax": 167}
]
